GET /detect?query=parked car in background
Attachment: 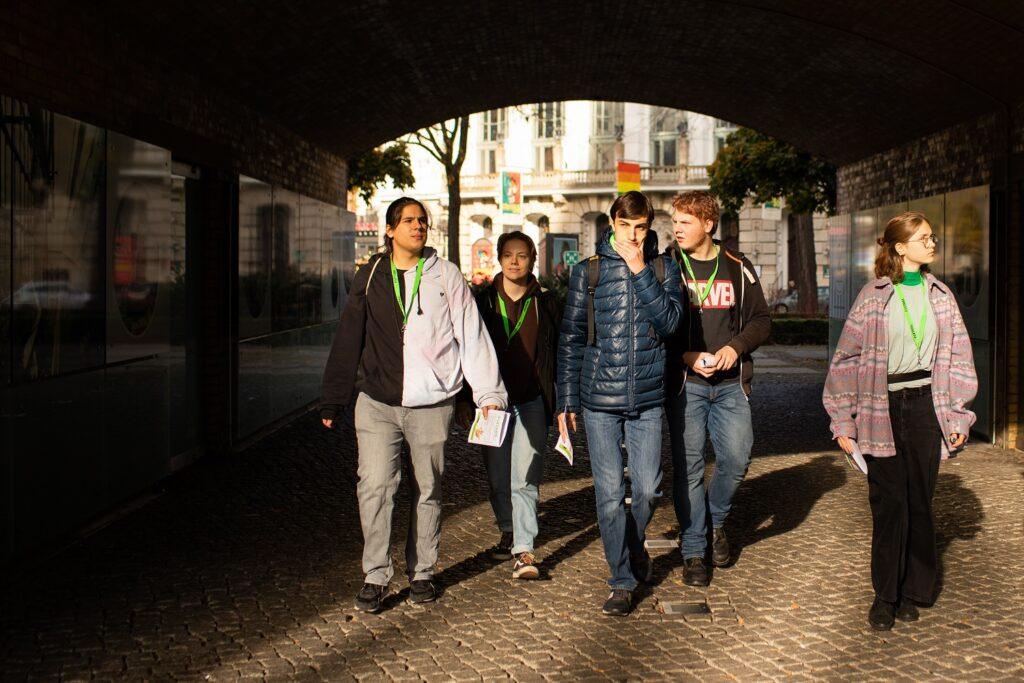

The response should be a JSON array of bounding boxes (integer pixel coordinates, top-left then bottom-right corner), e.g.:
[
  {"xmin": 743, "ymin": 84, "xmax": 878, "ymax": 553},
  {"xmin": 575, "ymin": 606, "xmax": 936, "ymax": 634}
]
[
  {"xmin": 772, "ymin": 286, "xmax": 829, "ymax": 315},
  {"xmin": 5, "ymin": 280, "xmax": 93, "ymax": 311}
]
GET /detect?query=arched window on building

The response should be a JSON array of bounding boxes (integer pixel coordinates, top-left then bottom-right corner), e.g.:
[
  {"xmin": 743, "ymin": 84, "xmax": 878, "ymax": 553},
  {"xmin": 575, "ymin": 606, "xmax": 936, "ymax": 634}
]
[{"xmin": 594, "ymin": 213, "xmax": 610, "ymax": 245}]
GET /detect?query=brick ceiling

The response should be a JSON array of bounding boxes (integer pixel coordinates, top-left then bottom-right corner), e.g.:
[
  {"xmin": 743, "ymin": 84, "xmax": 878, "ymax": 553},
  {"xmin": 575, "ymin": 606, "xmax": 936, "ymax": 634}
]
[{"xmin": 108, "ymin": 0, "xmax": 1024, "ymax": 164}]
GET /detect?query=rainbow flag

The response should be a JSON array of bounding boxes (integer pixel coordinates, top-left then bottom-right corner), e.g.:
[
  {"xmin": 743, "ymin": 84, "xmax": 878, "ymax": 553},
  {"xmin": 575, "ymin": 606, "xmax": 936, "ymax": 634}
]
[{"xmin": 616, "ymin": 162, "xmax": 641, "ymax": 194}]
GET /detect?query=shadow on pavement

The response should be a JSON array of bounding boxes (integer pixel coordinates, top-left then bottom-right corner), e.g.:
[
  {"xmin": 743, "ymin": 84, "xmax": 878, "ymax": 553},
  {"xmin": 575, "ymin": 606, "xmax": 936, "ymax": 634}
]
[
  {"xmin": 728, "ymin": 455, "xmax": 847, "ymax": 563},
  {"xmin": 645, "ymin": 455, "xmax": 846, "ymax": 586},
  {"xmin": 932, "ymin": 471, "xmax": 984, "ymax": 604}
]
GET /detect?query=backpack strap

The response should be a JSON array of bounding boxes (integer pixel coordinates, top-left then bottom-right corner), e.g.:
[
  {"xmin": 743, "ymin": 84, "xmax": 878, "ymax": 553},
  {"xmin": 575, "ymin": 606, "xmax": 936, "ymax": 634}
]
[
  {"xmin": 653, "ymin": 255, "xmax": 665, "ymax": 283},
  {"xmin": 586, "ymin": 255, "xmax": 600, "ymax": 346}
]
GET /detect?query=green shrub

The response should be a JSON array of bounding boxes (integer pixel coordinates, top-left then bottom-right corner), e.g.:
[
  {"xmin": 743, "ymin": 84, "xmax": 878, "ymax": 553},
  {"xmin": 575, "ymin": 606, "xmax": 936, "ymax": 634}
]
[{"xmin": 767, "ymin": 317, "xmax": 828, "ymax": 345}]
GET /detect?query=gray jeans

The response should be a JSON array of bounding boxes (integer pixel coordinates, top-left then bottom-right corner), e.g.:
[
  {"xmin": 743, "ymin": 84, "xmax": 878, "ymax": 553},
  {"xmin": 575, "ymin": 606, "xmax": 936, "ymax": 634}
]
[{"xmin": 354, "ymin": 392, "xmax": 454, "ymax": 585}]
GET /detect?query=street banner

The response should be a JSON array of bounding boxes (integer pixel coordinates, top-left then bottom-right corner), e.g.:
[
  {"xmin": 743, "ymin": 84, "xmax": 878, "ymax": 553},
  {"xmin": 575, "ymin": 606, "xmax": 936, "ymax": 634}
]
[
  {"xmin": 501, "ymin": 171, "xmax": 522, "ymax": 214},
  {"xmin": 616, "ymin": 161, "xmax": 641, "ymax": 194}
]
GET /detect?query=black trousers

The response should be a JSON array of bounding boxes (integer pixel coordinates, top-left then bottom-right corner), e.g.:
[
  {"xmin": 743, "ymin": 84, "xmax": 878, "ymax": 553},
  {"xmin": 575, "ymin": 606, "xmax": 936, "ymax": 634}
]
[{"xmin": 866, "ymin": 385, "xmax": 942, "ymax": 604}]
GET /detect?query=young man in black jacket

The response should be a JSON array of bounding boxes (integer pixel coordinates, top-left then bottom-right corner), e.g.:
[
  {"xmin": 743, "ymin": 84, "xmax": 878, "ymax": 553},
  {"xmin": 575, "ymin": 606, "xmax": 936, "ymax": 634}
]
[{"xmin": 665, "ymin": 191, "xmax": 771, "ymax": 587}]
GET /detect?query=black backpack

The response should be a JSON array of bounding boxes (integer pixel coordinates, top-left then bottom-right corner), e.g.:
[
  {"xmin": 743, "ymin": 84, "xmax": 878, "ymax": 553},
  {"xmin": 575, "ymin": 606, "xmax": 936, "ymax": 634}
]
[{"xmin": 585, "ymin": 255, "xmax": 666, "ymax": 346}]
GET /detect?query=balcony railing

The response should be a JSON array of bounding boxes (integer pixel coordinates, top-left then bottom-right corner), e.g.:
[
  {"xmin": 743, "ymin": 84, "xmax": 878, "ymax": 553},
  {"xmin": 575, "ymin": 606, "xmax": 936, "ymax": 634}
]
[{"xmin": 461, "ymin": 165, "xmax": 709, "ymax": 192}]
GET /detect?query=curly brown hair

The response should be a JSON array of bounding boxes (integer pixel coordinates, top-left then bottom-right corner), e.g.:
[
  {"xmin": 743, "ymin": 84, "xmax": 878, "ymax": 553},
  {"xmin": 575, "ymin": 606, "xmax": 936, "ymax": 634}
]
[{"xmin": 671, "ymin": 190, "xmax": 720, "ymax": 234}]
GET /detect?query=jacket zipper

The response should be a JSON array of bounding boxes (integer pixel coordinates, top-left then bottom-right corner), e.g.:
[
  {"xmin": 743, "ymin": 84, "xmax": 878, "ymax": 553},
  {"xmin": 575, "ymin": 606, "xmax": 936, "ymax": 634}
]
[
  {"xmin": 739, "ymin": 263, "xmax": 748, "ymax": 402},
  {"xmin": 628, "ymin": 267, "xmax": 636, "ymax": 412}
]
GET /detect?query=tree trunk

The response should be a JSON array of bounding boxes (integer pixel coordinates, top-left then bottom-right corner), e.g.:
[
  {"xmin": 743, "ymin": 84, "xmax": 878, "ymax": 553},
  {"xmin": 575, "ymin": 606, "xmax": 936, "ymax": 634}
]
[
  {"xmin": 789, "ymin": 212, "xmax": 818, "ymax": 315},
  {"xmin": 446, "ymin": 174, "xmax": 461, "ymax": 268}
]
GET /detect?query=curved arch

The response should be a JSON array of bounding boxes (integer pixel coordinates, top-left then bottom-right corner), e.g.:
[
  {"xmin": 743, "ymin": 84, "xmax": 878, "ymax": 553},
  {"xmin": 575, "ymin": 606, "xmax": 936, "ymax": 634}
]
[{"xmin": 109, "ymin": 2, "xmax": 1024, "ymax": 164}]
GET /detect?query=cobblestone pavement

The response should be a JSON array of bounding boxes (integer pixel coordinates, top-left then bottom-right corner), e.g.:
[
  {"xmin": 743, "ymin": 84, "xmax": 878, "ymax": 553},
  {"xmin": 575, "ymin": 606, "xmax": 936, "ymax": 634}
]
[{"xmin": 2, "ymin": 346, "xmax": 1023, "ymax": 681}]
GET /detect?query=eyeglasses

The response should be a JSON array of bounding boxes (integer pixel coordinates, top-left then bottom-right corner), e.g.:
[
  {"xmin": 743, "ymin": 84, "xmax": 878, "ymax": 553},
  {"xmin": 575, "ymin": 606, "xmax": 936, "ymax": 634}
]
[{"xmin": 904, "ymin": 235, "xmax": 939, "ymax": 247}]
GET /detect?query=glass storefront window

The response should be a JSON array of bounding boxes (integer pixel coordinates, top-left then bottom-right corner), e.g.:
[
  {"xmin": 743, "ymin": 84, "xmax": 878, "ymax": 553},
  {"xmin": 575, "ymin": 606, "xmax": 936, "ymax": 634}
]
[
  {"xmin": 238, "ymin": 176, "xmax": 272, "ymax": 340},
  {"xmin": 1, "ymin": 98, "xmax": 12, "ymax": 384},
  {"xmin": 106, "ymin": 132, "xmax": 172, "ymax": 362},
  {"xmin": 909, "ymin": 194, "xmax": 945, "ymax": 278},
  {"xmin": 850, "ymin": 209, "xmax": 878, "ymax": 297},
  {"xmin": 10, "ymin": 106, "xmax": 106, "ymax": 382},
  {"xmin": 240, "ymin": 180, "xmax": 272, "ymax": 336},
  {"xmin": 944, "ymin": 186, "xmax": 989, "ymax": 338}
]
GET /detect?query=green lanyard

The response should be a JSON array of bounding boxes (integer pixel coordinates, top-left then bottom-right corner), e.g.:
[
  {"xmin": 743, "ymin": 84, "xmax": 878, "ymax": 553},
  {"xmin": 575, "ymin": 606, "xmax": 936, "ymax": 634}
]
[
  {"xmin": 894, "ymin": 281, "xmax": 928, "ymax": 351},
  {"xmin": 679, "ymin": 246, "xmax": 719, "ymax": 309},
  {"xmin": 390, "ymin": 257, "xmax": 424, "ymax": 330},
  {"xmin": 497, "ymin": 295, "xmax": 533, "ymax": 341}
]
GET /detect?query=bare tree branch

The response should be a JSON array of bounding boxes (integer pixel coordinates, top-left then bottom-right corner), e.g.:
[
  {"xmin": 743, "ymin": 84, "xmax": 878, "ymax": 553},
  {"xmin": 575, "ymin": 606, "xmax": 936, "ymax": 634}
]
[
  {"xmin": 453, "ymin": 116, "xmax": 469, "ymax": 169},
  {"xmin": 405, "ymin": 130, "xmax": 444, "ymax": 164}
]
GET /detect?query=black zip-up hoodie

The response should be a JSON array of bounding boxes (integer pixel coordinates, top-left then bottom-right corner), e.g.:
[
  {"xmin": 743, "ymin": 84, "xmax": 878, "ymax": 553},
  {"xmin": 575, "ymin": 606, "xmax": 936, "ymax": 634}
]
[
  {"xmin": 458, "ymin": 275, "xmax": 563, "ymax": 425},
  {"xmin": 665, "ymin": 240, "xmax": 771, "ymax": 396}
]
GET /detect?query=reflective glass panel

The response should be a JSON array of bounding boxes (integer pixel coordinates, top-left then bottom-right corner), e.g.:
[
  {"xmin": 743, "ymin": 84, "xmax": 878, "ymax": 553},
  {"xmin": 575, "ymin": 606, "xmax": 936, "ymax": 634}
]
[
  {"xmin": 909, "ymin": 194, "xmax": 945, "ymax": 278},
  {"xmin": 296, "ymin": 195, "xmax": 322, "ymax": 327},
  {"xmin": 827, "ymin": 213, "xmax": 851, "ymax": 357},
  {"xmin": 271, "ymin": 188, "xmax": 301, "ymax": 332},
  {"xmin": 11, "ymin": 108, "xmax": 106, "ymax": 381},
  {"xmin": 878, "ymin": 202, "xmax": 909, "ymax": 231},
  {"xmin": 106, "ymin": 133, "xmax": 172, "ymax": 363},
  {"xmin": 238, "ymin": 176, "xmax": 273, "ymax": 340},
  {"xmin": 1, "ymin": 97, "xmax": 12, "ymax": 384},
  {"xmin": 850, "ymin": 209, "xmax": 878, "ymax": 297},
  {"xmin": 944, "ymin": 185, "xmax": 989, "ymax": 339}
]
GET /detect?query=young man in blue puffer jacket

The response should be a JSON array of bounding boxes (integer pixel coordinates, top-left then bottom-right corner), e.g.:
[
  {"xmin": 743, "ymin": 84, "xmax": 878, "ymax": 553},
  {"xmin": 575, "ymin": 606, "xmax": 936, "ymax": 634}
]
[{"xmin": 557, "ymin": 190, "xmax": 683, "ymax": 616}]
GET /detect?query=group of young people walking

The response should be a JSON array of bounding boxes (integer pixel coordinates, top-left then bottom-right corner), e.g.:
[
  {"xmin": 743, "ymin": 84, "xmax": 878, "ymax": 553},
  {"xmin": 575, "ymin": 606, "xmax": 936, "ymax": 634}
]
[{"xmin": 321, "ymin": 189, "xmax": 976, "ymax": 630}]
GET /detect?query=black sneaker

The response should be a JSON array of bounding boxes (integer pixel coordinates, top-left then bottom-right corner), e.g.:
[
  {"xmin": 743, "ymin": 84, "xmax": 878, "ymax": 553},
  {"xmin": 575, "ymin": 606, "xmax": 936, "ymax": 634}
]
[
  {"xmin": 601, "ymin": 588, "xmax": 633, "ymax": 616},
  {"xmin": 409, "ymin": 579, "xmax": 438, "ymax": 604},
  {"xmin": 712, "ymin": 527, "xmax": 731, "ymax": 567},
  {"xmin": 488, "ymin": 531, "xmax": 514, "ymax": 560},
  {"xmin": 868, "ymin": 597, "xmax": 895, "ymax": 630},
  {"xmin": 354, "ymin": 583, "xmax": 388, "ymax": 613},
  {"xmin": 630, "ymin": 551, "xmax": 653, "ymax": 583},
  {"xmin": 682, "ymin": 556, "xmax": 709, "ymax": 587},
  {"xmin": 895, "ymin": 598, "xmax": 920, "ymax": 622}
]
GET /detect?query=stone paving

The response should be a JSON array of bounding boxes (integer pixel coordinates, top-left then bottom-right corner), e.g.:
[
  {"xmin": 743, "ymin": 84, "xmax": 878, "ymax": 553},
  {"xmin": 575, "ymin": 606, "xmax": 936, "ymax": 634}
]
[{"xmin": 2, "ymin": 346, "xmax": 1023, "ymax": 681}]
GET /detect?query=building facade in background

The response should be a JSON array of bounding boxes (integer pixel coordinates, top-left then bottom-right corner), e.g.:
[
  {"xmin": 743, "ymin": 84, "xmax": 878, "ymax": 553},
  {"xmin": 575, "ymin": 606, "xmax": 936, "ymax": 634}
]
[{"xmin": 362, "ymin": 102, "xmax": 828, "ymax": 302}]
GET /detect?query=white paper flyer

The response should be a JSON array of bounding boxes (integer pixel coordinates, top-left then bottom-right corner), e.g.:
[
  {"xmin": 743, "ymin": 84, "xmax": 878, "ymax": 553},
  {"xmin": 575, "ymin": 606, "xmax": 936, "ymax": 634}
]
[
  {"xmin": 555, "ymin": 431, "xmax": 574, "ymax": 465},
  {"xmin": 467, "ymin": 409, "xmax": 511, "ymax": 447}
]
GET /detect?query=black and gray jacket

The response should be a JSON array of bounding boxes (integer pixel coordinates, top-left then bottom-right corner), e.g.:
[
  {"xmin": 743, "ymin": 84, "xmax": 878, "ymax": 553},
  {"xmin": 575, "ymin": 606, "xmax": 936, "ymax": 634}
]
[{"xmin": 320, "ymin": 248, "xmax": 507, "ymax": 419}]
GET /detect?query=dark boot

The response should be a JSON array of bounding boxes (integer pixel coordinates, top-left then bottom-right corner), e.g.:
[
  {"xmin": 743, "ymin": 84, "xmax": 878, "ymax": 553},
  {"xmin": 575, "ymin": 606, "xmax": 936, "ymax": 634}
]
[
  {"xmin": 682, "ymin": 556, "xmax": 709, "ymax": 587},
  {"xmin": 712, "ymin": 527, "xmax": 731, "ymax": 567},
  {"xmin": 895, "ymin": 598, "xmax": 920, "ymax": 622},
  {"xmin": 868, "ymin": 597, "xmax": 895, "ymax": 630}
]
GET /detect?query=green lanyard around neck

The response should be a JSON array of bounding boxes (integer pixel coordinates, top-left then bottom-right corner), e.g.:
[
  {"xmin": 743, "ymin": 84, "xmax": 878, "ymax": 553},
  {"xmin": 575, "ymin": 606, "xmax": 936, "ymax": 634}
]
[
  {"xmin": 390, "ymin": 256, "xmax": 425, "ymax": 330},
  {"xmin": 679, "ymin": 245, "xmax": 719, "ymax": 308},
  {"xmin": 893, "ymin": 279, "xmax": 928, "ymax": 351},
  {"xmin": 497, "ymin": 294, "xmax": 533, "ymax": 341}
]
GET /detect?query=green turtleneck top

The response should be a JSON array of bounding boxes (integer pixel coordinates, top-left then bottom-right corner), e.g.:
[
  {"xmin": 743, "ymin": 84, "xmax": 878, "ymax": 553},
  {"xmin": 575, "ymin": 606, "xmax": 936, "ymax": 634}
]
[{"xmin": 887, "ymin": 270, "xmax": 937, "ymax": 390}]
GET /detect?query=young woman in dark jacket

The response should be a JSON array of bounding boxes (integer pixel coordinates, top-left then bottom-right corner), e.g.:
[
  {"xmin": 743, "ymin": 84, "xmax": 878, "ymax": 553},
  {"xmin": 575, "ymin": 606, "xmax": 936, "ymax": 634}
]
[{"xmin": 457, "ymin": 231, "xmax": 562, "ymax": 580}]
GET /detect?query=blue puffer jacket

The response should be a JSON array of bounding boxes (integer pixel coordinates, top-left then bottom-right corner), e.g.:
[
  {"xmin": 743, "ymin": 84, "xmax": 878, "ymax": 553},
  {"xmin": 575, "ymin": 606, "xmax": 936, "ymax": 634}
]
[{"xmin": 557, "ymin": 230, "xmax": 683, "ymax": 415}]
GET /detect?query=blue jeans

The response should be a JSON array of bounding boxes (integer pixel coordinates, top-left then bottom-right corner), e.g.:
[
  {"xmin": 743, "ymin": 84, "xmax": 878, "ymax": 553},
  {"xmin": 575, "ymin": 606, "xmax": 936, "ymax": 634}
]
[
  {"xmin": 668, "ymin": 381, "xmax": 753, "ymax": 559},
  {"xmin": 482, "ymin": 396, "xmax": 547, "ymax": 555},
  {"xmin": 583, "ymin": 406, "xmax": 664, "ymax": 591}
]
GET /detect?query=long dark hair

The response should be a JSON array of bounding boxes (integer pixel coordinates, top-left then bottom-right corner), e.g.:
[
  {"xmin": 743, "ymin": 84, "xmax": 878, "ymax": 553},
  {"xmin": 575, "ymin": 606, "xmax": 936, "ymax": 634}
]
[
  {"xmin": 383, "ymin": 197, "xmax": 430, "ymax": 255},
  {"xmin": 875, "ymin": 211, "xmax": 930, "ymax": 282}
]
